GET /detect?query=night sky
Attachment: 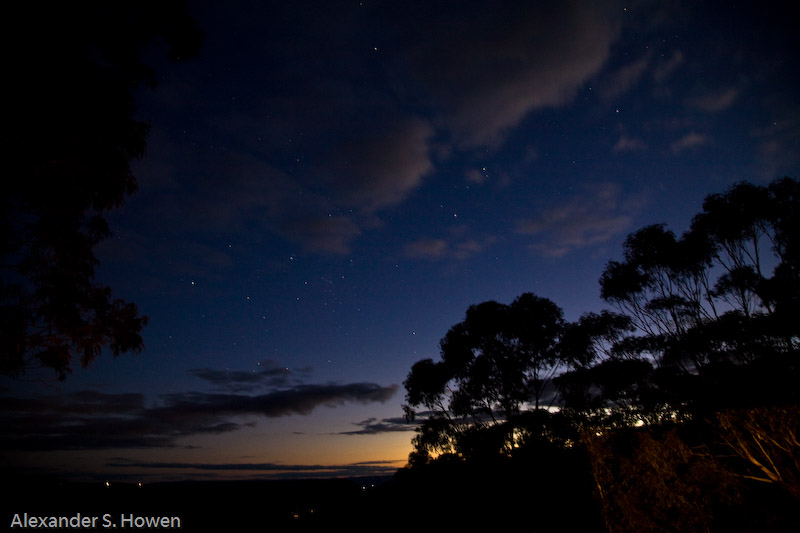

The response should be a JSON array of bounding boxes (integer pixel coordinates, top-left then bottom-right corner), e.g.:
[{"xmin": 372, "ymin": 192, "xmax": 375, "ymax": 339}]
[{"xmin": 3, "ymin": 0, "xmax": 799, "ymax": 483}]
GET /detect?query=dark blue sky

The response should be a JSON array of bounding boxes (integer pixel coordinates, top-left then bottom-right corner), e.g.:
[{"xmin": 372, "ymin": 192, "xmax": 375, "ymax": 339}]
[{"xmin": 3, "ymin": 0, "xmax": 798, "ymax": 482}]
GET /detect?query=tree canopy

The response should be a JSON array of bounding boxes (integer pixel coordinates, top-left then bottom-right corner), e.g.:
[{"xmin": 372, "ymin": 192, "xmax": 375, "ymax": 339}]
[
  {"xmin": 1, "ymin": 2, "xmax": 203, "ymax": 379},
  {"xmin": 595, "ymin": 178, "xmax": 800, "ymax": 412},
  {"xmin": 402, "ymin": 177, "xmax": 800, "ymax": 528},
  {"xmin": 403, "ymin": 292, "xmax": 566, "ymax": 461}
]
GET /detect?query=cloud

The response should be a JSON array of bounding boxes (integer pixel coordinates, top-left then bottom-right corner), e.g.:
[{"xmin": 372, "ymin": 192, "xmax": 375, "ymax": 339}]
[
  {"xmin": 670, "ymin": 131, "xmax": 711, "ymax": 154},
  {"xmin": 156, "ymin": 383, "xmax": 399, "ymax": 420},
  {"xmin": 133, "ymin": 88, "xmax": 431, "ymax": 258},
  {"xmin": 340, "ymin": 416, "xmax": 417, "ymax": 435},
  {"xmin": 0, "ymin": 383, "xmax": 398, "ymax": 452},
  {"xmin": 400, "ymin": 1, "xmax": 622, "ymax": 148},
  {"xmin": 403, "ymin": 230, "xmax": 494, "ymax": 261},
  {"xmin": 403, "ymin": 238, "xmax": 448, "ymax": 260},
  {"xmin": 280, "ymin": 215, "xmax": 363, "ymax": 255},
  {"xmin": 651, "ymin": 50, "xmax": 684, "ymax": 83},
  {"xmin": 688, "ymin": 87, "xmax": 740, "ymax": 112},
  {"xmin": 315, "ymin": 117, "xmax": 435, "ymax": 213},
  {"xmin": 597, "ymin": 54, "xmax": 651, "ymax": 100},
  {"xmin": 188, "ymin": 361, "xmax": 313, "ymax": 393},
  {"xmin": 517, "ymin": 182, "xmax": 641, "ymax": 257},
  {"xmin": 613, "ymin": 135, "xmax": 647, "ymax": 153},
  {"xmin": 466, "ymin": 168, "xmax": 488, "ymax": 185},
  {"xmin": 129, "ymin": 140, "xmax": 367, "ymax": 256},
  {"xmin": 127, "ymin": 1, "xmax": 623, "ymax": 257}
]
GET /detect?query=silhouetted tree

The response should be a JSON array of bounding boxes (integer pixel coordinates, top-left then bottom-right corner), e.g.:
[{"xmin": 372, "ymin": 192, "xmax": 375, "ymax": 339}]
[
  {"xmin": 403, "ymin": 293, "xmax": 565, "ymax": 460},
  {"xmin": 554, "ymin": 310, "xmax": 678, "ymax": 428},
  {"xmin": 401, "ymin": 178, "xmax": 800, "ymax": 529},
  {"xmin": 581, "ymin": 178, "xmax": 800, "ymax": 529},
  {"xmin": 598, "ymin": 178, "xmax": 800, "ymax": 414},
  {"xmin": 1, "ymin": 2, "xmax": 203, "ymax": 379}
]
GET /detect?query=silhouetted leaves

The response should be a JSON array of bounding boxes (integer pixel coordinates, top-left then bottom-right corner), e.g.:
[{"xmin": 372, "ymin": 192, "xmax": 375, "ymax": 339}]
[
  {"xmin": 599, "ymin": 178, "xmax": 799, "ymax": 404},
  {"xmin": 1, "ymin": 2, "xmax": 202, "ymax": 379},
  {"xmin": 404, "ymin": 292, "xmax": 567, "ymax": 460},
  {"xmin": 402, "ymin": 177, "xmax": 800, "ymax": 529}
]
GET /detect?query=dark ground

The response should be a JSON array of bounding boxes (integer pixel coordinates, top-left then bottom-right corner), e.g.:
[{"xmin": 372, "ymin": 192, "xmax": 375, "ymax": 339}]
[
  {"xmin": 4, "ymin": 476, "xmax": 386, "ymax": 531},
  {"xmin": 2, "ymin": 469, "xmax": 600, "ymax": 531},
  {"xmin": 4, "ymin": 467, "xmax": 800, "ymax": 532}
]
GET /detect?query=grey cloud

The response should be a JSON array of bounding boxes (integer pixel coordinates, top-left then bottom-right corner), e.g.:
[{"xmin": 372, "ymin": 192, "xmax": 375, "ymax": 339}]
[
  {"xmin": 688, "ymin": 87, "xmax": 740, "ymax": 112},
  {"xmin": 128, "ymin": 2, "xmax": 623, "ymax": 256},
  {"xmin": 670, "ymin": 131, "xmax": 711, "ymax": 154},
  {"xmin": 0, "ymin": 383, "xmax": 398, "ymax": 452},
  {"xmin": 403, "ymin": 238, "xmax": 484, "ymax": 261},
  {"xmin": 316, "ymin": 117, "xmax": 435, "ymax": 213},
  {"xmin": 142, "ymin": 117, "xmax": 428, "ymax": 256},
  {"xmin": 130, "ymin": 141, "xmax": 367, "ymax": 256},
  {"xmin": 613, "ymin": 135, "xmax": 647, "ymax": 153},
  {"xmin": 157, "ymin": 383, "xmax": 398, "ymax": 419},
  {"xmin": 517, "ymin": 182, "xmax": 642, "ymax": 257},
  {"xmin": 403, "ymin": 229, "xmax": 495, "ymax": 261},
  {"xmin": 340, "ymin": 416, "xmax": 417, "ymax": 435},
  {"xmin": 403, "ymin": 238, "xmax": 448, "ymax": 260},
  {"xmin": 188, "ymin": 361, "xmax": 313, "ymax": 392},
  {"xmin": 402, "ymin": 1, "xmax": 622, "ymax": 148},
  {"xmin": 280, "ymin": 215, "xmax": 362, "ymax": 255},
  {"xmin": 597, "ymin": 54, "xmax": 652, "ymax": 101},
  {"xmin": 465, "ymin": 168, "xmax": 488, "ymax": 185},
  {"xmin": 652, "ymin": 50, "xmax": 684, "ymax": 83}
]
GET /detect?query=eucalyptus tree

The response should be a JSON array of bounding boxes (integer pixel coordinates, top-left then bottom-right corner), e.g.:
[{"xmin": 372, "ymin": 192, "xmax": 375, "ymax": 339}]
[
  {"xmin": 598, "ymin": 178, "xmax": 800, "ymax": 411},
  {"xmin": 403, "ymin": 293, "xmax": 566, "ymax": 460},
  {"xmin": 1, "ymin": 2, "xmax": 202, "ymax": 379}
]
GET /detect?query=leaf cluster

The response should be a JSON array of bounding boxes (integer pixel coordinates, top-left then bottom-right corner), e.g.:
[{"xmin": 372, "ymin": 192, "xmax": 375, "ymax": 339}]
[
  {"xmin": 402, "ymin": 178, "xmax": 800, "ymax": 527},
  {"xmin": 1, "ymin": 2, "xmax": 202, "ymax": 379}
]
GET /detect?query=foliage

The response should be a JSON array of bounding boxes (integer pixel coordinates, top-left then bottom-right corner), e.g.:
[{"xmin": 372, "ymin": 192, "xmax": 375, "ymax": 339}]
[
  {"xmin": 593, "ymin": 179, "xmax": 800, "ymax": 419},
  {"xmin": 1, "ymin": 2, "xmax": 203, "ymax": 379},
  {"xmin": 402, "ymin": 177, "xmax": 800, "ymax": 529},
  {"xmin": 403, "ymin": 292, "xmax": 566, "ymax": 459},
  {"xmin": 584, "ymin": 426, "xmax": 740, "ymax": 533}
]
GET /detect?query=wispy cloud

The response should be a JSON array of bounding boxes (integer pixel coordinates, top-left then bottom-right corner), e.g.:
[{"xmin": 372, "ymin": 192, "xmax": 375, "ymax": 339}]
[
  {"xmin": 597, "ymin": 54, "xmax": 651, "ymax": 101},
  {"xmin": 613, "ymin": 135, "xmax": 647, "ymax": 153},
  {"xmin": 188, "ymin": 361, "xmax": 313, "ymax": 393},
  {"xmin": 402, "ymin": 1, "xmax": 622, "ymax": 148},
  {"xmin": 670, "ymin": 131, "xmax": 711, "ymax": 154},
  {"xmin": 279, "ymin": 215, "xmax": 362, "ymax": 255},
  {"xmin": 517, "ymin": 182, "xmax": 642, "ymax": 257},
  {"xmin": 340, "ymin": 416, "xmax": 417, "ymax": 435},
  {"xmin": 402, "ymin": 226, "xmax": 495, "ymax": 261},
  {"xmin": 124, "ymin": 2, "xmax": 623, "ymax": 258},
  {"xmin": 403, "ymin": 237, "xmax": 487, "ymax": 261},
  {"xmin": 688, "ymin": 86, "xmax": 740, "ymax": 112},
  {"xmin": 651, "ymin": 50, "xmax": 684, "ymax": 83},
  {"xmin": 313, "ymin": 117, "xmax": 435, "ymax": 213}
]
